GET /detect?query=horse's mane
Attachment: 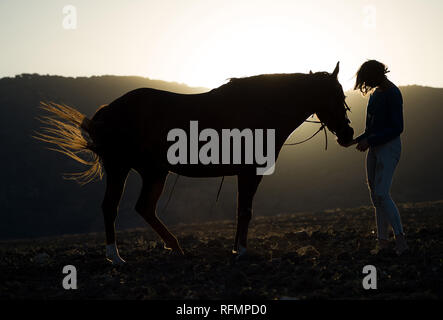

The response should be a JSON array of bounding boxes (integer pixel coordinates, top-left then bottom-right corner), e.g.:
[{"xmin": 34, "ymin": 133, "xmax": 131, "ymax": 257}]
[
  {"xmin": 213, "ymin": 71, "xmax": 333, "ymax": 92},
  {"xmin": 211, "ymin": 71, "xmax": 350, "ymax": 114}
]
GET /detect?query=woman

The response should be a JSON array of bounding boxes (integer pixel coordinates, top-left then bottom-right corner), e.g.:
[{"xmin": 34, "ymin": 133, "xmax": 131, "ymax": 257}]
[{"xmin": 345, "ymin": 60, "xmax": 408, "ymax": 255}]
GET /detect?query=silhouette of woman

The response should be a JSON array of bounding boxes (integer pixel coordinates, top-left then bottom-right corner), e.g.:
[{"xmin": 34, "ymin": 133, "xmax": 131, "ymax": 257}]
[{"xmin": 344, "ymin": 60, "xmax": 408, "ymax": 255}]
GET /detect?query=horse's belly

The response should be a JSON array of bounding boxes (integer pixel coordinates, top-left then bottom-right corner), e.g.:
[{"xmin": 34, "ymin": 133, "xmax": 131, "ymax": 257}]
[{"xmin": 167, "ymin": 164, "xmax": 255, "ymax": 177}]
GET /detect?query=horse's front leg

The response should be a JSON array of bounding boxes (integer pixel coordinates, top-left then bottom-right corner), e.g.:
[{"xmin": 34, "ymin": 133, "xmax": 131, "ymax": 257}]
[{"xmin": 233, "ymin": 174, "xmax": 262, "ymax": 257}]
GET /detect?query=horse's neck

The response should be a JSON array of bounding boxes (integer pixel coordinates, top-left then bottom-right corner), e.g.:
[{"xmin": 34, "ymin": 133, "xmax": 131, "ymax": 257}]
[
  {"xmin": 275, "ymin": 110, "xmax": 314, "ymax": 148},
  {"xmin": 264, "ymin": 95, "xmax": 314, "ymax": 141}
]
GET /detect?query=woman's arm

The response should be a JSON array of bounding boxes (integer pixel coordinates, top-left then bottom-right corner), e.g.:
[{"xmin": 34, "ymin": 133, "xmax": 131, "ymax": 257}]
[{"xmin": 355, "ymin": 132, "xmax": 368, "ymax": 143}]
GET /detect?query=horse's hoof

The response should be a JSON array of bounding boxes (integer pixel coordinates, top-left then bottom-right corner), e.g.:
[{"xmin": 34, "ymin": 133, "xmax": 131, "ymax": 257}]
[
  {"xmin": 232, "ymin": 245, "xmax": 247, "ymax": 261},
  {"xmin": 106, "ymin": 243, "xmax": 125, "ymax": 265},
  {"xmin": 164, "ymin": 244, "xmax": 185, "ymax": 256},
  {"xmin": 106, "ymin": 256, "xmax": 126, "ymax": 265},
  {"xmin": 164, "ymin": 240, "xmax": 185, "ymax": 255},
  {"xmin": 170, "ymin": 248, "xmax": 185, "ymax": 256}
]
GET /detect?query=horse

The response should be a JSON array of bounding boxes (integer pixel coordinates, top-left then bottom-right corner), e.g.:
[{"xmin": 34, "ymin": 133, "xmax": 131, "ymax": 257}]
[{"xmin": 35, "ymin": 62, "xmax": 354, "ymax": 264}]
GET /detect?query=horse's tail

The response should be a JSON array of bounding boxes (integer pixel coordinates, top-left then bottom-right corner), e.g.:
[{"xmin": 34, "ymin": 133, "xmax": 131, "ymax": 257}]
[{"xmin": 33, "ymin": 102, "xmax": 103, "ymax": 185}]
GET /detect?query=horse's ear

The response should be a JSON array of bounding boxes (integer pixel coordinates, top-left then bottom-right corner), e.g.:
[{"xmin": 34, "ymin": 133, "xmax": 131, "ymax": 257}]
[
  {"xmin": 331, "ymin": 61, "xmax": 340, "ymax": 78},
  {"xmin": 309, "ymin": 70, "xmax": 313, "ymax": 74}
]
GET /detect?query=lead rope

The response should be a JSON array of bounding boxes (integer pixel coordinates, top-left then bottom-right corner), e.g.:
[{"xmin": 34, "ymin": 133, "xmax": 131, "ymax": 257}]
[
  {"xmin": 215, "ymin": 176, "xmax": 225, "ymax": 203},
  {"xmin": 284, "ymin": 120, "xmax": 328, "ymax": 150},
  {"xmin": 208, "ymin": 176, "xmax": 226, "ymax": 227},
  {"xmin": 161, "ymin": 173, "xmax": 225, "ymax": 215}
]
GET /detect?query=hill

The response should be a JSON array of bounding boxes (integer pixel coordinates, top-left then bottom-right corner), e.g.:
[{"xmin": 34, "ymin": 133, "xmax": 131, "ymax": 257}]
[
  {"xmin": 1, "ymin": 200, "xmax": 442, "ymax": 299},
  {"xmin": 0, "ymin": 74, "xmax": 442, "ymax": 239}
]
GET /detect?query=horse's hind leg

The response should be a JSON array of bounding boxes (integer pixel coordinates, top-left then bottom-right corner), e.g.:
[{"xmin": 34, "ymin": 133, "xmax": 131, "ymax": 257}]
[
  {"xmin": 102, "ymin": 165, "xmax": 130, "ymax": 265},
  {"xmin": 135, "ymin": 171, "xmax": 184, "ymax": 255},
  {"xmin": 233, "ymin": 174, "xmax": 263, "ymax": 257}
]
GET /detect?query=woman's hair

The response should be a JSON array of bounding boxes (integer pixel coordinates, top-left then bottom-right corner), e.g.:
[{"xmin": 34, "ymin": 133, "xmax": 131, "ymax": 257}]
[{"xmin": 354, "ymin": 60, "xmax": 390, "ymax": 95}]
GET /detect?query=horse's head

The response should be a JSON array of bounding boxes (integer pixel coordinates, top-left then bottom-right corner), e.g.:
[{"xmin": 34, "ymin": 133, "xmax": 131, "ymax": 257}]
[{"xmin": 313, "ymin": 62, "xmax": 354, "ymax": 146}]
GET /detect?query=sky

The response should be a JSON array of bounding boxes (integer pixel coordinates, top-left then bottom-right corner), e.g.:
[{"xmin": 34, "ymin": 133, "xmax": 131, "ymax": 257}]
[{"xmin": 0, "ymin": 0, "xmax": 442, "ymax": 90}]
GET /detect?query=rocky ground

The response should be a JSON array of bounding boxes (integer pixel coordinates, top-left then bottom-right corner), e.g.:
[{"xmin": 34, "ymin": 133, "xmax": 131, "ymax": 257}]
[{"xmin": 1, "ymin": 201, "xmax": 442, "ymax": 299}]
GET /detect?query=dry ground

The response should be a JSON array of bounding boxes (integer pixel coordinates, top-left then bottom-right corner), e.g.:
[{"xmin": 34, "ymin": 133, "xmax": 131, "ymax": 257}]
[{"xmin": 1, "ymin": 201, "xmax": 442, "ymax": 299}]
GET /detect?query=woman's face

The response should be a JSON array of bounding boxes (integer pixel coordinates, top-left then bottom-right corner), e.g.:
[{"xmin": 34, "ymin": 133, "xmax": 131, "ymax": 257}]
[{"xmin": 364, "ymin": 76, "xmax": 381, "ymax": 88}]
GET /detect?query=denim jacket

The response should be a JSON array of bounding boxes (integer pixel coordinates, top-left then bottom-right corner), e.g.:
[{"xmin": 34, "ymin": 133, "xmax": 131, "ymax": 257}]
[{"xmin": 356, "ymin": 86, "xmax": 404, "ymax": 147}]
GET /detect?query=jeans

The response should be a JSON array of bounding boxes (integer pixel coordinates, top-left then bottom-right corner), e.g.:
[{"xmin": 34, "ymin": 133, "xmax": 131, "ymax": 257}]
[{"xmin": 366, "ymin": 136, "xmax": 404, "ymax": 239}]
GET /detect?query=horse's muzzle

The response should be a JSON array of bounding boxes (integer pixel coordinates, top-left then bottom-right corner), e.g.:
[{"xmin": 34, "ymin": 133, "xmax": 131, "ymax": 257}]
[{"xmin": 337, "ymin": 125, "xmax": 354, "ymax": 145}]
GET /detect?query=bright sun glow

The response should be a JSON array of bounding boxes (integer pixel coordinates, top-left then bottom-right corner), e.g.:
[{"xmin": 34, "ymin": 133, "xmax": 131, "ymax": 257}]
[
  {"xmin": 171, "ymin": 17, "xmax": 333, "ymax": 89},
  {"xmin": 140, "ymin": 6, "xmax": 355, "ymax": 90}
]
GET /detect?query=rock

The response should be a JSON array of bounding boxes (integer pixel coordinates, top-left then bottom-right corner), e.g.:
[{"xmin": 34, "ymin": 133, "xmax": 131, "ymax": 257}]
[
  {"xmin": 33, "ymin": 253, "xmax": 50, "ymax": 264},
  {"xmin": 280, "ymin": 296, "xmax": 299, "ymax": 300},
  {"xmin": 337, "ymin": 251, "xmax": 350, "ymax": 261},
  {"xmin": 296, "ymin": 246, "xmax": 320, "ymax": 258},
  {"xmin": 225, "ymin": 269, "xmax": 250, "ymax": 288},
  {"xmin": 207, "ymin": 239, "xmax": 224, "ymax": 248},
  {"xmin": 148, "ymin": 241, "xmax": 158, "ymax": 249},
  {"xmin": 284, "ymin": 231, "xmax": 311, "ymax": 241}
]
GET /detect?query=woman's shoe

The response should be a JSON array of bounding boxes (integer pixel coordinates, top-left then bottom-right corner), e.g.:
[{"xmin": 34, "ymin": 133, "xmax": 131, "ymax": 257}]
[{"xmin": 394, "ymin": 233, "xmax": 409, "ymax": 256}]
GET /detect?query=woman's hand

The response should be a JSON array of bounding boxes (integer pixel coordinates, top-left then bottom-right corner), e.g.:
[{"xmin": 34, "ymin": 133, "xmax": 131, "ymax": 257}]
[
  {"xmin": 356, "ymin": 138, "xmax": 370, "ymax": 152},
  {"xmin": 339, "ymin": 139, "xmax": 357, "ymax": 148}
]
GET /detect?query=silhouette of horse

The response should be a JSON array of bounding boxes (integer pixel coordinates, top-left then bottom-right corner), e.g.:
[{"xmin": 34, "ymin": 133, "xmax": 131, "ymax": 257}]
[{"xmin": 35, "ymin": 62, "xmax": 354, "ymax": 264}]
